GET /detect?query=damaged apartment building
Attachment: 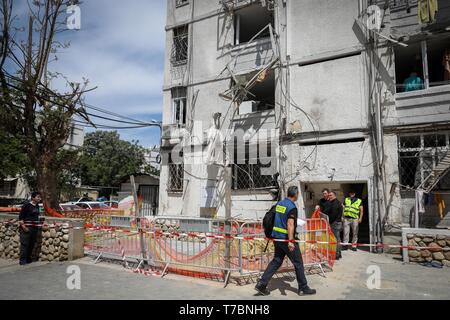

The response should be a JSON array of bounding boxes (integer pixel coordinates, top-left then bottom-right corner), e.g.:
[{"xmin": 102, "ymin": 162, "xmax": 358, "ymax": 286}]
[{"xmin": 159, "ymin": 0, "xmax": 450, "ymax": 247}]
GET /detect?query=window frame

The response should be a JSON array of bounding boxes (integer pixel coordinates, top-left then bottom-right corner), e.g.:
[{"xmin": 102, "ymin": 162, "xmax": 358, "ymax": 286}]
[
  {"xmin": 171, "ymin": 87, "xmax": 187, "ymax": 126},
  {"xmin": 167, "ymin": 152, "xmax": 184, "ymax": 193},
  {"xmin": 171, "ymin": 25, "xmax": 189, "ymax": 65},
  {"xmin": 231, "ymin": 141, "xmax": 276, "ymax": 190},
  {"xmin": 233, "ymin": 3, "xmax": 275, "ymax": 46},
  {"xmin": 395, "ymin": 35, "xmax": 450, "ymax": 93},
  {"xmin": 233, "ymin": 70, "xmax": 276, "ymax": 115}
]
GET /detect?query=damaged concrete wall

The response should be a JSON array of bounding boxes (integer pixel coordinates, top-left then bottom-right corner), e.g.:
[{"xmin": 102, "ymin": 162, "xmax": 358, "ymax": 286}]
[
  {"xmin": 161, "ymin": 0, "xmax": 282, "ymax": 218},
  {"xmin": 159, "ymin": 0, "xmax": 445, "ymax": 229}
]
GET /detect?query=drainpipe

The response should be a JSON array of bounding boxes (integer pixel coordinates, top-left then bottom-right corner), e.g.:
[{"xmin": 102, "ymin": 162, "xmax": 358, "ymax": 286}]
[{"xmin": 364, "ymin": 0, "xmax": 385, "ymax": 251}]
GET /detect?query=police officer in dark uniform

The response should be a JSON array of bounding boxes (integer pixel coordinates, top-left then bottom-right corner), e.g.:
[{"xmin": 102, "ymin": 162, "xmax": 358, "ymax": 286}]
[
  {"xmin": 18, "ymin": 192, "xmax": 42, "ymax": 265},
  {"xmin": 255, "ymin": 186, "xmax": 316, "ymax": 296}
]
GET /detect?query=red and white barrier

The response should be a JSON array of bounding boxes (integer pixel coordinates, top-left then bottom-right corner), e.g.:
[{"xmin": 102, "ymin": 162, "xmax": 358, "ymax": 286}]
[{"xmin": 19, "ymin": 221, "xmax": 450, "ymax": 252}]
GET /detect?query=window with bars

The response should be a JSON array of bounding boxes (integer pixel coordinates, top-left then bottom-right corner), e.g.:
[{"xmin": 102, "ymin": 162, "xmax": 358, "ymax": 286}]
[
  {"xmin": 171, "ymin": 87, "xmax": 187, "ymax": 126},
  {"xmin": 232, "ymin": 142, "xmax": 276, "ymax": 190},
  {"xmin": 171, "ymin": 25, "xmax": 188, "ymax": 65},
  {"xmin": 168, "ymin": 152, "xmax": 184, "ymax": 192},
  {"xmin": 398, "ymin": 133, "xmax": 450, "ymax": 190}
]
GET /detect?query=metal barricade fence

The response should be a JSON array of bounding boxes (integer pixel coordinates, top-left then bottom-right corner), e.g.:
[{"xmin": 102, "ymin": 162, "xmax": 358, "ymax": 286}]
[
  {"xmin": 82, "ymin": 214, "xmax": 333, "ymax": 284},
  {"xmin": 143, "ymin": 216, "xmax": 241, "ymax": 284},
  {"xmin": 84, "ymin": 215, "xmax": 144, "ymax": 263},
  {"xmin": 237, "ymin": 217, "xmax": 331, "ymax": 278},
  {"xmin": 300, "ymin": 217, "xmax": 331, "ymax": 276}
]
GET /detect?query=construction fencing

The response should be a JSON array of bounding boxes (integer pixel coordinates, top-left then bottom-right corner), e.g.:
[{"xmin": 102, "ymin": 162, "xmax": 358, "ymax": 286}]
[{"xmin": 84, "ymin": 211, "xmax": 336, "ymax": 286}]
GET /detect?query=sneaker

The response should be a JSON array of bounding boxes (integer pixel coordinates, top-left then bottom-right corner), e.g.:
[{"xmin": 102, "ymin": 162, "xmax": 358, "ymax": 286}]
[
  {"xmin": 351, "ymin": 247, "xmax": 357, "ymax": 251},
  {"xmin": 298, "ymin": 286, "xmax": 317, "ymax": 296},
  {"xmin": 254, "ymin": 283, "xmax": 270, "ymax": 296}
]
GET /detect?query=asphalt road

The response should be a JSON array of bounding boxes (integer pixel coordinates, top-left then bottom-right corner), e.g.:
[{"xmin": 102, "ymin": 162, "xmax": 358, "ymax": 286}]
[{"xmin": 0, "ymin": 250, "xmax": 449, "ymax": 300}]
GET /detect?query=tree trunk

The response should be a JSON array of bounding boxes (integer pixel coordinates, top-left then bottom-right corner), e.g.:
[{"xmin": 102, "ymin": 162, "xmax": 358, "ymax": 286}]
[{"xmin": 36, "ymin": 157, "xmax": 59, "ymax": 210}]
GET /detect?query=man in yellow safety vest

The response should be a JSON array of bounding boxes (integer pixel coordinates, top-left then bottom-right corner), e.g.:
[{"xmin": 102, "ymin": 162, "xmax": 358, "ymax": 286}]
[{"xmin": 342, "ymin": 191, "xmax": 363, "ymax": 251}]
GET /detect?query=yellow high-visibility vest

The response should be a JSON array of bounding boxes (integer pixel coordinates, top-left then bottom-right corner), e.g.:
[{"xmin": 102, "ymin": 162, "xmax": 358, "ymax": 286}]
[{"xmin": 344, "ymin": 197, "xmax": 362, "ymax": 219}]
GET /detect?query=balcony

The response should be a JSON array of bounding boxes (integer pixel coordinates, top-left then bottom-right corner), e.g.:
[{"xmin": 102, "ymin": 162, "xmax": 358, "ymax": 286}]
[
  {"xmin": 226, "ymin": 1, "xmax": 276, "ymax": 75},
  {"xmin": 229, "ymin": 38, "xmax": 275, "ymax": 75},
  {"xmin": 389, "ymin": 0, "xmax": 450, "ymax": 37},
  {"xmin": 394, "ymin": 84, "xmax": 450, "ymax": 125}
]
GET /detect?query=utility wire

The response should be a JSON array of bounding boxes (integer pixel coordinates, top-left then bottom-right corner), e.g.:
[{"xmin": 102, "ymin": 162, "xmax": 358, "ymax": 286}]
[
  {"xmin": 1, "ymin": 79, "xmax": 161, "ymax": 129},
  {"xmin": 84, "ymin": 103, "xmax": 161, "ymax": 126},
  {"xmin": 83, "ymin": 111, "xmax": 160, "ymax": 126},
  {"xmin": 1, "ymin": 72, "xmax": 161, "ymax": 127},
  {"xmin": 71, "ymin": 118, "xmax": 158, "ymax": 130}
]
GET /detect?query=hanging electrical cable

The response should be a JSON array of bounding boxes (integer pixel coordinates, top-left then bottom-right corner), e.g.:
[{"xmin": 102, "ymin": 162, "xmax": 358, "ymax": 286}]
[{"xmin": 84, "ymin": 103, "xmax": 161, "ymax": 126}]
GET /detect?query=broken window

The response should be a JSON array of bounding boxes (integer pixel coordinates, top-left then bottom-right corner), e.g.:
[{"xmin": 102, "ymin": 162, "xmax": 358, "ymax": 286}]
[
  {"xmin": 234, "ymin": 3, "xmax": 274, "ymax": 45},
  {"xmin": 171, "ymin": 87, "xmax": 187, "ymax": 125},
  {"xmin": 232, "ymin": 142, "xmax": 276, "ymax": 190},
  {"xmin": 171, "ymin": 25, "xmax": 188, "ymax": 65},
  {"xmin": 394, "ymin": 42, "xmax": 424, "ymax": 93},
  {"xmin": 395, "ymin": 34, "xmax": 450, "ymax": 93},
  {"xmin": 235, "ymin": 69, "xmax": 275, "ymax": 115},
  {"xmin": 168, "ymin": 152, "xmax": 184, "ymax": 192},
  {"xmin": 398, "ymin": 133, "xmax": 450, "ymax": 190}
]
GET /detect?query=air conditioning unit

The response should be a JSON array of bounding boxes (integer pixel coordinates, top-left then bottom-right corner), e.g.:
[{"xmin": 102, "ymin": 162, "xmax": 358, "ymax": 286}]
[
  {"xmin": 239, "ymin": 100, "xmax": 259, "ymax": 114},
  {"xmin": 162, "ymin": 124, "xmax": 187, "ymax": 147}
]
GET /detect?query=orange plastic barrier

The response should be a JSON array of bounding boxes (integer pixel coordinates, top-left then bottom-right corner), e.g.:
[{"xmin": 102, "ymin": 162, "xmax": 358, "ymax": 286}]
[
  {"xmin": 0, "ymin": 207, "xmax": 20, "ymax": 213},
  {"xmin": 44, "ymin": 204, "xmax": 65, "ymax": 218},
  {"xmin": 307, "ymin": 208, "xmax": 336, "ymax": 268}
]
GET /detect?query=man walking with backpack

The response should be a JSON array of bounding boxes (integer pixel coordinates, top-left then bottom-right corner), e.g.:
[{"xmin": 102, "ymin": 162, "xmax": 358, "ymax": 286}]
[{"xmin": 255, "ymin": 186, "xmax": 316, "ymax": 296}]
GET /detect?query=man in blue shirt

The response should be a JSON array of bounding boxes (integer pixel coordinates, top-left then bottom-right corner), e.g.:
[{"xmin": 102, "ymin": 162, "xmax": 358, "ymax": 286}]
[
  {"xmin": 403, "ymin": 72, "xmax": 424, "ymax": 92},
  {"xmin": 255, "ymin": 186, "xmax": 316, "ymax": 296},
  {"xmin": 19, "ymin": 192, "xmax": 42, "ymax": 265}
]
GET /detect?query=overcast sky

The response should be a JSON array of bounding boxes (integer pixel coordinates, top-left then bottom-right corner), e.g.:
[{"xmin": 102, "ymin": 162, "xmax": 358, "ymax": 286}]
[{"xmin": 15, "ymin": 0, "xmax": 167, "ymax": 148}]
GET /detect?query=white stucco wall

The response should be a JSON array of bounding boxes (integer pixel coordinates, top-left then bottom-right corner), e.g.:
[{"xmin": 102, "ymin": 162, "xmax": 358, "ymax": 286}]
[
  {"xmin": 287, "ymin": 0, "xmax": 362, "ymax": 59},
  {"xmin": 289, "ymin": 54, "xmax": 367, "ymax": 133}
]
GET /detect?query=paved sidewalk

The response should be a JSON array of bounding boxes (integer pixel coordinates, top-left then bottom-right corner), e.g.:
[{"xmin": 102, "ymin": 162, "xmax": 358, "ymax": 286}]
[{"xmin": 0, "ymin": 250, "xmax": 449, "ymax": 300}]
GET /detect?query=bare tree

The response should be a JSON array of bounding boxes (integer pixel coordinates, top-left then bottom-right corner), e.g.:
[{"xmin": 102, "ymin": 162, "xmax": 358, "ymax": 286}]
[{"xmin": 0, "ymin": 0, "xmax": 95, "ymax": 208}]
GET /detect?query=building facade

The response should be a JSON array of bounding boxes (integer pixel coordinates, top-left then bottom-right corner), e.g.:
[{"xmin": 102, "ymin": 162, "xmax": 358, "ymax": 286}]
[{"xmin": 159, "ymin": 0, "xmax": 450, "ymax": 244}]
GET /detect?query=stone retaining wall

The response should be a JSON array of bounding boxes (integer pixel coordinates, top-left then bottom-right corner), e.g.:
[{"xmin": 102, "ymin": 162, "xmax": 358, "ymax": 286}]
[
  {"xmin": 402, "ymin": 228, "xmax": 450, "ymax": 267},
  {"xmin": 0, "ymin": 214, "xmax": 84, "ymax": 262}
]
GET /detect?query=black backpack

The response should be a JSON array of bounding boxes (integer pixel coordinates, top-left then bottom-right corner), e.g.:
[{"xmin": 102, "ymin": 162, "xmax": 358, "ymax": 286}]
[{"xmin": 263, "ymin": 205, "xmax": 277, "ymax": 239}]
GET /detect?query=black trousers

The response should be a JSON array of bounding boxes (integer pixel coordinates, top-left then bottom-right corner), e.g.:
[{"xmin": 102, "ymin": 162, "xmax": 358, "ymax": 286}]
[
  {"xmin": 330, "ymin": 221, "xmax": 342, "ymax": 258},
  {"xmin": 19, "ymin": 227, "xmax": 38, "ymax": 264},
  {"xmin": 259, "ymin": 241, "xmax": 308, "ymax": 289}
]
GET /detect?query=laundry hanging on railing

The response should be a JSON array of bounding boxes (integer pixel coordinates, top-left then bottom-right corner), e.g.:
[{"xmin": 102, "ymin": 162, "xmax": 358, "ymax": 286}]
[
  {"xmin": 418, "ymin": 0, "xmax": 439, "ymax": 24},
  {"xmin": 435, "ymin": 193, "xmax": 446, "ymax": 219}
]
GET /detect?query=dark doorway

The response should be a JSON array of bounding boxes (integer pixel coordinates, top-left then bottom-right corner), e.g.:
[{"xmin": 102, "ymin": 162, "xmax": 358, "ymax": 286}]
[
  {"xmin": 302, "ymin": 182, "xmax": 371, "ymax": 251},
  {"xmin": 138, "ymin": 185, "xmax": 159, "ymax": 216},
  {"xmin": 340, "ymin": 183, "xmax": 370, "ymax": 251}
]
